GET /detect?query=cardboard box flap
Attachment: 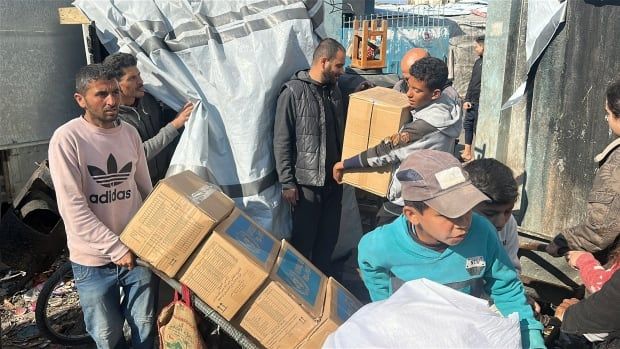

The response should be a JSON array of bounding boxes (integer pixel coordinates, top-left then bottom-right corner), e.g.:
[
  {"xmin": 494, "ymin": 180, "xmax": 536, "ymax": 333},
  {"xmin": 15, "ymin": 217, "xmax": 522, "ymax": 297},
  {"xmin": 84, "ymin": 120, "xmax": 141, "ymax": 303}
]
[
  {"xmin": 216, "ymin": 209, "xmax": 279, "ymax": 269},
  {"xmin": 272, "ymin": 240, "xmax": 327, "ymax": 319},
  {"xmin": 328, "ymin": 277, "xmax": 363, "ymax": 323},
  {"xmin": 349, "ymin": 86, "xmax": 410, "ymax": 109},
  {"xmin": 161, "ymin": 170, "xmax": 234, "ymax": 221},
  {"xmin": 295, "ymin": 277, "xmax": 363, "ymax": 349}
]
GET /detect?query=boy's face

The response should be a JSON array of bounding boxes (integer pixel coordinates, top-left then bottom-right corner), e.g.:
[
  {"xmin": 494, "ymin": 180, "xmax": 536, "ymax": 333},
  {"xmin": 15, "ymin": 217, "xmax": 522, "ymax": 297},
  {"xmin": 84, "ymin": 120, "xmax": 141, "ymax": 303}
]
[
  {"xmin": 474, "ymin": 201, "xmax": 514, "ymax": 231},
  {"xmin": 474, "ymin": 41, "xmax": 484, "ymax": 57},
  {"xmin": 403, "ymin": 205, "xmax": 473, "ymax": 246},
  {"xmin": 406, "ymin": 76, "xmax": 441, "ymax": 110}
]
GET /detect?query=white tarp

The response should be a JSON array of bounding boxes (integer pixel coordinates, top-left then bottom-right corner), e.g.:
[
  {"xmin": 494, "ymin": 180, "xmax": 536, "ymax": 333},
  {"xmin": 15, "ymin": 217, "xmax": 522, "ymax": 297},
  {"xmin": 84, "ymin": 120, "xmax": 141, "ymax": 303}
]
[
  {"xmin": 501, "ymin": 0, "xmax": 567, "ymax": 110},
  {"xmin": 324, "ymin": 278, "xmax": 522, "ymax": 349},
  {"xmin": 74, "ymin": 0, "xmax": 328, "ymax": 238}
]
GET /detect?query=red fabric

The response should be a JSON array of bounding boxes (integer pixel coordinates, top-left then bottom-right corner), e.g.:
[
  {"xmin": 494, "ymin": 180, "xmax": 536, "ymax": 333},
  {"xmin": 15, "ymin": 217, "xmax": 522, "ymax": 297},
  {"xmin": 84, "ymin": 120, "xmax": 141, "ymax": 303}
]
[
  {"xmin": 575, "ymin": 253, "xmax": 620, "ymax": 293},
  {"xmin": 173, "ymin": 284, "xmax": 193, "ymax": 309}
]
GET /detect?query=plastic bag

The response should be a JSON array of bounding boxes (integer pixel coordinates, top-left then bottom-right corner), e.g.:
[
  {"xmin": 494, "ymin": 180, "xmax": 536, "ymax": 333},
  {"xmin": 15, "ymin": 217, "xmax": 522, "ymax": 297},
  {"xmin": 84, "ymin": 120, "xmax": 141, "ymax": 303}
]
[{"xmin": 324, "ymin": 278, "xmax": 522, "ymax": 349}]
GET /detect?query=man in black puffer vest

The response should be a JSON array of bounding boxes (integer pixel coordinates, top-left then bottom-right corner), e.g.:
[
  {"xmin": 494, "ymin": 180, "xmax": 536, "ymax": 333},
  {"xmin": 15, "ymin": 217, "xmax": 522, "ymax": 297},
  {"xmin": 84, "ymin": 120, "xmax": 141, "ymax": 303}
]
[{"xmin": 274, "ymin": 38, "xmax": 346, "ymax": 276}]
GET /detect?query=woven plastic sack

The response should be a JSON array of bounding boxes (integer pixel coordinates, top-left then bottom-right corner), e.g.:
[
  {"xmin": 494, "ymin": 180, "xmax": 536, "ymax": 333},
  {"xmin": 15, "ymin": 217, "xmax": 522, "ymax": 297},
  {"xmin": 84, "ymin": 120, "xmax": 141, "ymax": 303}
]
[{"xmin": 158, "ymin": 284, "xmax": 206, "ymax": 349}]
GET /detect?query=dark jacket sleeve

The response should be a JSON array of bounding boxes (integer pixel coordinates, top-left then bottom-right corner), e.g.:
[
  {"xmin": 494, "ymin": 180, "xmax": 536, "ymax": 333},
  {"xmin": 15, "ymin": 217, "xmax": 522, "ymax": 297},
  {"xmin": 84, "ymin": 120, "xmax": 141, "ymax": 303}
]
[
  {"xmin": 561, "ymin": 270, "xmax": 620, "ymax": 335},
  {"xmin": 465, "ymin": 58, "xmax": 482, "ymax": 104},
  {"xmin": 273, "ymin": 87, "xmax": 298, "ymax": 189}
]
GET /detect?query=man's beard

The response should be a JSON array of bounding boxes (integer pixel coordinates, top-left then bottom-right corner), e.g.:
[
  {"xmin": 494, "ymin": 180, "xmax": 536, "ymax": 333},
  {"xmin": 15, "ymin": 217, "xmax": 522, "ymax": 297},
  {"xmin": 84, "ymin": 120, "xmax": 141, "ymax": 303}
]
[{"xmin": 322, "ymin": 70, "xmax": 337, "ymax": 84}]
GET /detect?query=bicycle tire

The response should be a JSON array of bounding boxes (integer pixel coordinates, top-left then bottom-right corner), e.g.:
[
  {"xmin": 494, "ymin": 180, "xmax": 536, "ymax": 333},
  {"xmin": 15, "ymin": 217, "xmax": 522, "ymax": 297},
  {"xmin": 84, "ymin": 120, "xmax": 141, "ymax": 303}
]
[{"xmin": 35, "ymin": 261, "xmax": 93, "ymax": 346}]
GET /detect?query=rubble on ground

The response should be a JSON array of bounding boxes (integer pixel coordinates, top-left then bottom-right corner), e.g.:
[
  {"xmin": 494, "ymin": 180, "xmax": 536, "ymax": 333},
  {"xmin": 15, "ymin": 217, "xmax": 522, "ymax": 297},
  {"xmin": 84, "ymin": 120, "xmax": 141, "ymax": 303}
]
[{"xmin": 0, "ymin": 255, "xmax": 87, "ymax": 348}]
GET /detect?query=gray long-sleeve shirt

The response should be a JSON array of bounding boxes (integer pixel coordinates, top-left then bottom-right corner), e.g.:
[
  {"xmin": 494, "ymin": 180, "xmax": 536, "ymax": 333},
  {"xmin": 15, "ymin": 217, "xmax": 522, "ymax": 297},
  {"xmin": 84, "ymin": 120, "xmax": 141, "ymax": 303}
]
[{"xmin": 118, "ymin": 93, "xmax": 179, "ymax": 184}]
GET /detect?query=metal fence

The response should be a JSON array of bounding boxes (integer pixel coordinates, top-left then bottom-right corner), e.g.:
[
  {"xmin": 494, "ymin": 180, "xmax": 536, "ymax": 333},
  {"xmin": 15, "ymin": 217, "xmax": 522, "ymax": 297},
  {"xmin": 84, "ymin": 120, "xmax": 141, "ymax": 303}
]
[{"xmin": 340, "ymin": 6, "xmax": 450, "ymax": 75}]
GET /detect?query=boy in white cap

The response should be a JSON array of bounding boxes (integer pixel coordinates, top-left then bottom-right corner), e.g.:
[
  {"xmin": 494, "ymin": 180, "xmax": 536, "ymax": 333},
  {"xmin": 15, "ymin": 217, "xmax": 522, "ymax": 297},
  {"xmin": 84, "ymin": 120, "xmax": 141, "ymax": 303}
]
[{"xmin": 357, "ymin": 149, "xmax": 544, "ymax": 349}]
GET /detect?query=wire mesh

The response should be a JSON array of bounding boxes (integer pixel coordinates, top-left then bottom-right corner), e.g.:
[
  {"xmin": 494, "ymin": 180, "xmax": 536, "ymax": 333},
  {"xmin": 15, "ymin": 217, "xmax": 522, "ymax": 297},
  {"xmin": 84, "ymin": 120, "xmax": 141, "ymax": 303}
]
[{"xmin": 340, "ymin": 5, "xmax": 450, "ymax": 76}]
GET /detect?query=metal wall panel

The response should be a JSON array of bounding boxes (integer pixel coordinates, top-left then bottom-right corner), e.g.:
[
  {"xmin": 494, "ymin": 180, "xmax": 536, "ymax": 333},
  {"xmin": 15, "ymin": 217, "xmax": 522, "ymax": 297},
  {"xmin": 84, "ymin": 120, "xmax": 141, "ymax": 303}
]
[
  {"xmin": 521, "ymin": 1, "xmax": 620, "ymax": 237},
  {"xmin": 0, "ymin": 0, "xmax": 86, "ymax": 148},
  {"xmin": 480, "ymin": 1, "xmax": 620, "ymax": 238}
]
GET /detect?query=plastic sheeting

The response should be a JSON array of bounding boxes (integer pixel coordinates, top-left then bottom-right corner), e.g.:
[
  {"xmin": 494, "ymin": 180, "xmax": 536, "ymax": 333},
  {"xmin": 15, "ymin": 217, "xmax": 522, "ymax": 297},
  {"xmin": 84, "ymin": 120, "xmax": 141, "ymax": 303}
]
[
  {"xmin": 74, "ymin": 0, "xmax": 329, "ymax": 239},
  {"xmin": 501, "ymin": 0, "xmax": 567, "ymax": 110},
  {"xmin": 324, "ymin": 278, "xmax": 522, "ymax": 349}
]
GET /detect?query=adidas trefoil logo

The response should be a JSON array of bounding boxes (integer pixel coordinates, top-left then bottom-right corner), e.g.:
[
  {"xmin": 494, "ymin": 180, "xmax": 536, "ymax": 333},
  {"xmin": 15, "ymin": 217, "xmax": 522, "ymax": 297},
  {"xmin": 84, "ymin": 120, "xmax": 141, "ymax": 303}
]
[
  {"xmin": 88, "ymin": 154, "xmax": 132, "ymax": 188},
  {"xmin": 87, "ymin": 154, "xmax": 133, "ymax": 204}
]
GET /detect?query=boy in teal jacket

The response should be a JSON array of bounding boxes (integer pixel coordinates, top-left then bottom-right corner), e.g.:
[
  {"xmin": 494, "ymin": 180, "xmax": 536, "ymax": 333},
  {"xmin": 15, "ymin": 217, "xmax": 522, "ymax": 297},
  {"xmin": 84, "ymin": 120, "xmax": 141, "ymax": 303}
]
[{"xmin": 358, "ymin": 150, "xmax": 544, "ymax": 348}]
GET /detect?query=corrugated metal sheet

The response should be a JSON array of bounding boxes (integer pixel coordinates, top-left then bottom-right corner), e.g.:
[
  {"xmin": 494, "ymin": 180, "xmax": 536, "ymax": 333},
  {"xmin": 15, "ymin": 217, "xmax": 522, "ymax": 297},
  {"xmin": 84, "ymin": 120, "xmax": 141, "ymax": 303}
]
[
  {"xmin": 480, "ymin": 1, "xmax": 620, "ymax": 238},
  {"xmin": 521, "ymin": 1, "xmax": 620, "ymax": 237},
  {"xmin": 0, "ymin": 0, "xmax": 86, "ymax": 148}
]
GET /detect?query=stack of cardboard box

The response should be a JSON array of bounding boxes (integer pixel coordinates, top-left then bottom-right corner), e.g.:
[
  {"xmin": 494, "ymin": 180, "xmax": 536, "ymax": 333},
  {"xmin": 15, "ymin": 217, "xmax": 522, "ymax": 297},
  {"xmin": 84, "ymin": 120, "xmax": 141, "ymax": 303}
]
[{"xmin": 120, "ymin": 170, "xmax": 363, "ymax": 348}]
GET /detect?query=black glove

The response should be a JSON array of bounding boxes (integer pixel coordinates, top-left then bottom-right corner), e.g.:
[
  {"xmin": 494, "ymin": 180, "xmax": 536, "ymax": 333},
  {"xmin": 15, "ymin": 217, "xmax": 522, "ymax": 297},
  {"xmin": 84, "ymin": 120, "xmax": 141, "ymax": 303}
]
[{"xmin": 545, "ymin": 234, "xmax": 570, "ymax": 257}]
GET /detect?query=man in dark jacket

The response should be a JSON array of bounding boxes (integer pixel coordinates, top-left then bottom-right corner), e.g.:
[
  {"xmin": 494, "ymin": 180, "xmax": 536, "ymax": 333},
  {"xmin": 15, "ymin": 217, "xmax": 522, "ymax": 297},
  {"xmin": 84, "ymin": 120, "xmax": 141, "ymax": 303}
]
[
  {"xmin": 554, "ymin": 270, "xmax": 620, "ymax": 348},
  {"xmin": 273, "ymin": 38, "xmax": 346, "ymax": 275},
  {"xmin": 104, "ymin": 53, "xmax": 193, "ymax": 185},
  {"xmin": 461, "ymin": 35, "xmax": 484, "ymax": 162}
]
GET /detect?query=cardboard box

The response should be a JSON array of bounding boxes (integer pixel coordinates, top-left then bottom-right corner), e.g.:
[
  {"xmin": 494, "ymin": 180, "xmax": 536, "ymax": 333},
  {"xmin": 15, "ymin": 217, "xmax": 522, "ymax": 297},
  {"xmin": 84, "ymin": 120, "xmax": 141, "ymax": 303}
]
[
  {"xmin": 239, "ymin": 241, "xmax": 327, "ymax": 349},
  {"xmin": 178, "ymin": 208, "xmax": 280, "ymax": 320},
  {"xmin": 297, "ymin": 277, "xmax": 363, "ymax": 349},
  {"xmin": 120, "ymin": 170, "xmax": 235, "ymax": 277},
  {"xmin": 341, "ymin": 86, "xmax": 411, "ymax": 196}
]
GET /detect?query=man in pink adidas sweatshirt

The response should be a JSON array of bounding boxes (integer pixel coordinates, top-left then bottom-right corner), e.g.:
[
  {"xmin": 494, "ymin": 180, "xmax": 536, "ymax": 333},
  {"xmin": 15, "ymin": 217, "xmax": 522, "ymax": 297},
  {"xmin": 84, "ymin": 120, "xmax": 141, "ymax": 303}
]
[{"xmin": 49, "ymin": 64, "xmax": 155, "ymax": 349}]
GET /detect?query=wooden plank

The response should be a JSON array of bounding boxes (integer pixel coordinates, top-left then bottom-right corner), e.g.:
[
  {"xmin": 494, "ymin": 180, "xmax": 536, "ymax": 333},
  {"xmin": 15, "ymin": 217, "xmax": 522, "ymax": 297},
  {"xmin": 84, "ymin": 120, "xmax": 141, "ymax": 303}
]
[
  {"xmin": 361, "ymin": 21, "xmax": 369, "ymax": 66},
  {"xmin": 58, "ymin": 7, "xmax": 90, "ymax": 25}
]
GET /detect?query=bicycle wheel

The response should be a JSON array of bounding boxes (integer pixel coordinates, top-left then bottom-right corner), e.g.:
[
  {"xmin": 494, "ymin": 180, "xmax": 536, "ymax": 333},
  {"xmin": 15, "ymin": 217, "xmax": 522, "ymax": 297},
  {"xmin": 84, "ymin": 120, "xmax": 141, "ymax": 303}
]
[{"xmin": 35, "ymin": 261, "xmax": 93, "ymax": 345}]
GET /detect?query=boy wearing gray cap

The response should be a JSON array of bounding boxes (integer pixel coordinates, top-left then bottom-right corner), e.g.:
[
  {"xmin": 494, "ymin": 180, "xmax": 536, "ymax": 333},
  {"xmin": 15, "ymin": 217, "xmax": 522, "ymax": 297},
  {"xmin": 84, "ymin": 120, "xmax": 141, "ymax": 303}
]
[{"xmin": 357, "ymin": 149, "xmax": 544, "ymax": 349}]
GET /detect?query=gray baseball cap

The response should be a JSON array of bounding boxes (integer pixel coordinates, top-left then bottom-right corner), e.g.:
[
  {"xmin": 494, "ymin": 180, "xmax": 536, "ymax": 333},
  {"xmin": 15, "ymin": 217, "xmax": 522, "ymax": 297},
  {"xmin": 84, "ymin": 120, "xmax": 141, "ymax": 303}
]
[{"xmin": 397, "ymin": 150, "xmax": 489, "ymax": 218}]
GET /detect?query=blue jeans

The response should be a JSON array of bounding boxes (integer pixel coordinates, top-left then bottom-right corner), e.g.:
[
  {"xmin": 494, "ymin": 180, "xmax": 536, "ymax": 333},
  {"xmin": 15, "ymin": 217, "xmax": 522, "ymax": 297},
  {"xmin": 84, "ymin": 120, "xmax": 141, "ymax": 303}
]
[{"xmin": 72, "ymin": 262, "xmax": 156, "ymax": 349}]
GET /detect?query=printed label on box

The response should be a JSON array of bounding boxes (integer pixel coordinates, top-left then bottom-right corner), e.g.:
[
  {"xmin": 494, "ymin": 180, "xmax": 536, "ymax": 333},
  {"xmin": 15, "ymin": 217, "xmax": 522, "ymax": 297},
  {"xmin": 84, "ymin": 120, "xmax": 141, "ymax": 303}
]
[
  {"xmin": 225, "ymin": 215, "xmax": 275, "ymax": 265},
  {"xmin": 275, "ymin": 250, "xmax": 321, "ymax": 306}
]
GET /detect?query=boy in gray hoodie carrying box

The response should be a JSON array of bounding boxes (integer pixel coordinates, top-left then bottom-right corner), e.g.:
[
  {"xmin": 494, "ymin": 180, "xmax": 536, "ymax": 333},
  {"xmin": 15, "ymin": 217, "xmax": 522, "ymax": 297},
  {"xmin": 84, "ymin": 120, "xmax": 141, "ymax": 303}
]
[{"xmin": 333, "ymin": 57, "xmax": 462, "ymax": 225}]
